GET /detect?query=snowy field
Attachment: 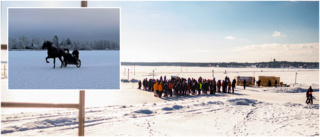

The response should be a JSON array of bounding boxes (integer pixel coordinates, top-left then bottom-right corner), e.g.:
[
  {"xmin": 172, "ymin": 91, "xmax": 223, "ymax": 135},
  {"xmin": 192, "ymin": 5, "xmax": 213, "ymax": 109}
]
[
  {"xmin": 8, "ymin": 50, "xmax": 120, "ymax": 89},
  {"xmin": 1, "ymin": 66, "xmax": 319, "ymax": 136},
  {"xmin": 1, "ymin": 50, "xmax": 7, "ymax": 61}
]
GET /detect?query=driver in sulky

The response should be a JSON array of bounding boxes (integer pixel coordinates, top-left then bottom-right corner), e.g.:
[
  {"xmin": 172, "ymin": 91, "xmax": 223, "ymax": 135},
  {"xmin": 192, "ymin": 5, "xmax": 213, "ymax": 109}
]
[{"xmin": 72, "ymin": 48, "xmax": 79, "ymax": 60}]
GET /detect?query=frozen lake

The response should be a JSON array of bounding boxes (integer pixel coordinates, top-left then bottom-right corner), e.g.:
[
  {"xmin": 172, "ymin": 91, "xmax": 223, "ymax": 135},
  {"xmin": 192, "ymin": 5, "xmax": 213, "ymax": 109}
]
[
  {"xmin": 8, "ymin": 50, "xmax": 120, "ymax": 89},
  {"xmin": 122, "ymin": 65, "xmax": 319, "ymax": 87},
  {"xmin": 2, "ymin": 66, "xmax": 318, "ymax": 113},
  {"xmin": 1, "ymin": 66, "xmax": 319, "ymax": 136}
]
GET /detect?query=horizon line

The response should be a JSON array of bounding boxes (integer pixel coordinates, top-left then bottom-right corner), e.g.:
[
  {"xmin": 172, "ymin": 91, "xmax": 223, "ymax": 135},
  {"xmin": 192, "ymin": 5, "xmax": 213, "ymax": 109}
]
[{"xmin": 121, "ymin": 61, "xmax": 319, "ymax": 64}]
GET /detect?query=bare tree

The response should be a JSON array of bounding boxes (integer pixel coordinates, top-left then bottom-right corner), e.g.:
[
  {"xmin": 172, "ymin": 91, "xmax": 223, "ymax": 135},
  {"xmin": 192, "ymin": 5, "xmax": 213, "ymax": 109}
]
[{"xmin": 53, "ymin": 35, "xmax": 59, "ymax": 48}]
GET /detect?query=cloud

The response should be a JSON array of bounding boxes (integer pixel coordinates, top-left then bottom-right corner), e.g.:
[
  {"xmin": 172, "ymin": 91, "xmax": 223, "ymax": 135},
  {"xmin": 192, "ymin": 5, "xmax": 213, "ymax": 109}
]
[
  {"xmin": 195, "ymin": 49, "xmax": 212, "ymax": 53},
  {"xmin": 224, "ymin": 36, "xmax": 235, "ymax": 40},
  {"xmin": 272, "ymin": 31, "xmax": 286, "ymax": 37},
  {"xmin": 233, "ymin": 43, "xmax": 319, "ymax": 62}
]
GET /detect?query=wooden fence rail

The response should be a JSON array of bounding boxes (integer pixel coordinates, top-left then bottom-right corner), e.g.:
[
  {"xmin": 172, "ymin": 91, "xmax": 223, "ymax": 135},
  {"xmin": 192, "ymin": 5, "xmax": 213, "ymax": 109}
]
[
  {"xmin": 1, "ymin": 102, "xmax": 79, "ymax": 108},
  {"xmin": 1, "ymin": 90, "xmax": 85, "ymax": 136}
]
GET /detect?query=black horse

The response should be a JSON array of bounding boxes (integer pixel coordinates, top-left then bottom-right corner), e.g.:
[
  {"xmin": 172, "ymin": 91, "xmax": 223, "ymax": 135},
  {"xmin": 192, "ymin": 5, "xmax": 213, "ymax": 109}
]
[{"xmin": 42, "ymin": 41, "xmax": 65, "ymax": 68}]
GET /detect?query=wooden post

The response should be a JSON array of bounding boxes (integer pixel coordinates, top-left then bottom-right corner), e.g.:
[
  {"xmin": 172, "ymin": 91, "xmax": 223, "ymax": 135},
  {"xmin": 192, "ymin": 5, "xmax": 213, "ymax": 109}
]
[
  {"xmin": 78, "ymin": 90, "xmax": 85, "ymax": 136},
  {"xmin": 4, "ymin": 64, "xmax": 8, "ymax": 78},
  {"xmin": 295, "ymin": 72, "xmax": 297, "ymax": 86},
  {"xmin": 79, "ymin": 1, "xmax": 86, "ymax": 134},
  {"xmin": 3, "ymin": 64, "xmax": 6, "ymax": 78},
  {"xmin": 134, "ymin": 64, "xmax": 135, "ymax": 76},
  {"xmin": 212, "ymin": 70, "xmax": 214, "ymax": 79},
  {"xmin": 128, "ymin": 69, "xmax": 130, "ymax": 80},
  {"xmin": 81, "ymin": 1, "xmax": 87, "ymax": 7},
  {"xmin": 253, "ymin": 72, "xmax": 255, "ymax": 86}
]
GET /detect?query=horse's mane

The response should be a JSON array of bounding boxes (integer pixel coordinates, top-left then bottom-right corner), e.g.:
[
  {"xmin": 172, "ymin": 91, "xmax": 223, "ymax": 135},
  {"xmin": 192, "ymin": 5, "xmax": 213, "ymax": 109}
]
[
  {"xmin": 42, "ymin": 41, "xmax": 53, "ymax": 49},
  {"xmin": 42, "ymin": 41, "xmax": 65, "ymax": 56},
  {"xmin": 45, "ymin": 41, "xmax": 52, "ymax": 45}
]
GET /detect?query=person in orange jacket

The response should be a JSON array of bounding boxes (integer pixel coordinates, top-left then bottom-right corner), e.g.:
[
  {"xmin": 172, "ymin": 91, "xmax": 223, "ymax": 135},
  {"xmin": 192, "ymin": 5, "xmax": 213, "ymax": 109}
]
[
  {"xmin": 228, "ymin": 81, "xmax": 231, "ymax": 93},
  {"xmin": 217, "ymin": 80, "xmax": 221, "ymax": 92},
  {"xmin": 158, "ymin": 82, "xmax": 163, "ymax": 98},
  {"xmin": 153, "ymin": 81, "xmax": 159, "ymax": 97}
]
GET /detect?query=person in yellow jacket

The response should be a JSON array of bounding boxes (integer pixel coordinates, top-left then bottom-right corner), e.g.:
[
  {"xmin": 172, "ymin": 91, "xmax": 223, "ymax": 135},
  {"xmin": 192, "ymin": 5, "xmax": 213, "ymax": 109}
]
[
  {"xmin": 158, "ymin": 82, "xmax": 163, "ymax": 98},
  {"xmin": 197, "ymin": 82, "xmax": 202, "ymax": 95},
  {"xmin": 153, "ymin": 81, "xmax": 159, "ymax": 97}
]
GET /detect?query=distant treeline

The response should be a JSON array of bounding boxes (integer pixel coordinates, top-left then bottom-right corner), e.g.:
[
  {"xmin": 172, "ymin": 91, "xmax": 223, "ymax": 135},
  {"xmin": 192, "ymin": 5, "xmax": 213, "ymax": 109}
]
[
  {"xmin": 121, "ymin": 61, "xmax": 319, "ymax": 69},
  {"xmin": 8, "ymin": 35, "xmax": 119, "ymax": 50}
]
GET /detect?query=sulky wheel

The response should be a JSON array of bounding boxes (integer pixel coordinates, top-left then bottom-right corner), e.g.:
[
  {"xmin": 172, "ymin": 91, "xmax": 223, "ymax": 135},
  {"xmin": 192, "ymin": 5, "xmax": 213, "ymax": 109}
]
[
  {"xmin": 76, "ymin": 60, "xmax": 81, "ymax": 68},
  {"xmin": 63, "ymin": 61, "xmax": 67, "ymax": 67},
  {"xmin": 61, "ymin": 56, "xmax": 67, "ymax": 67}
]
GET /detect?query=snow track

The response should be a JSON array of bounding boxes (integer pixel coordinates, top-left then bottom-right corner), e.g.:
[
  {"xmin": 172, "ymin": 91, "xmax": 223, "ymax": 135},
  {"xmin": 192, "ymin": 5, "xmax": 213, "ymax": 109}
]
[
  {"xmin": 2, "ymin": 96, "xmax": 319, "ymax": 136},
  {"xmin": 8, "ymin": 50, "xmax": 120, "ymax": 89}
]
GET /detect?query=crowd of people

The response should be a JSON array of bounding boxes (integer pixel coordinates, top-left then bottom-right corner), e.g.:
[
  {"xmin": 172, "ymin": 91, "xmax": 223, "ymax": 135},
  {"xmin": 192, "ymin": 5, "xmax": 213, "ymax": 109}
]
[
  {"xmin": 138, "ymin": 76, "xmax": 237, "ymax": 98},
  {"xmin": 138, "ymin": 76, "xmax": 315, "ymax": 105}
]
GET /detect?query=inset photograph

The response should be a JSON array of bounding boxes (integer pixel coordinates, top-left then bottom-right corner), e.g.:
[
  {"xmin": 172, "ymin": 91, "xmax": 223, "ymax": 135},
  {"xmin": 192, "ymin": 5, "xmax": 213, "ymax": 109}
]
[{"xmin": 8, "ymin": 8, "xmax": 120, "ymax": 89}]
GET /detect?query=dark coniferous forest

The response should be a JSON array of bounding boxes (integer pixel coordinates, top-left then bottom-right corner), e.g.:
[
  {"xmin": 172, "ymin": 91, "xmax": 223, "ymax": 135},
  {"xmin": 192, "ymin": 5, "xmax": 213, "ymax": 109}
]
[{"xmin": 8, "ymin": 35, "xmax": 119, "ymax": 50}]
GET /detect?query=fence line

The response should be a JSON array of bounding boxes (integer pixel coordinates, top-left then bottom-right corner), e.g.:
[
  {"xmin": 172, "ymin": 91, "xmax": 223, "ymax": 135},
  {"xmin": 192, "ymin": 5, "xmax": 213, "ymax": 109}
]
[
  {"xmin": 1, "ymin": 90, "xmax": 85, "ymax": 136},
  {"xmin": 1, "ymin": 102, "xmax": 79, "ymax": 108},
  {"xmin": 1, "ymin": 63, "xmax": 7, "ymax": 79},
  {"xmin": 123, "ymin": 68, "xmax": 317, "ymax": 74}
]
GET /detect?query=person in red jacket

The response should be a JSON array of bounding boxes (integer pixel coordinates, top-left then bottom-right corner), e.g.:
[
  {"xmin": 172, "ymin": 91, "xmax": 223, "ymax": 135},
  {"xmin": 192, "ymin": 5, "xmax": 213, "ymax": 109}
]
[
  {"xmin": 228, "ymin": 81, "xmax": 231, "ymax": 93},
  {"xmin": 186, "ymin": 83, "xmax": 191, "ymax": 96},
  {"xmin": 168, "ymin": 81, "xmax": 173, "ymax": 97}
]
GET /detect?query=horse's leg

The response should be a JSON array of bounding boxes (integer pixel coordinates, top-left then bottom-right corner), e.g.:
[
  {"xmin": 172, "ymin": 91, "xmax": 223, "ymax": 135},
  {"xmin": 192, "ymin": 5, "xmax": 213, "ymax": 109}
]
[
  {"xmin": 59, "ymin": 56, "xmax": 63, "ymax": 68},
  {"xmin": 46, "ymin": 57, "xmax": 49, "ymax": 63},
  {"xmin": 53, "ymin": 58, "xmax": 56, "ymax": 68}
]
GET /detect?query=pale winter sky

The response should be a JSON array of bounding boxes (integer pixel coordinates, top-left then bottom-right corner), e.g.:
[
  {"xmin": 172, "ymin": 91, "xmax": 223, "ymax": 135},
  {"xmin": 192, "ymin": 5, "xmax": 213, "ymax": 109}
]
[
  {"xmin": 8, "ymin": 8, "xmax": 120, "ymax": 43},
  {"xmin": 1, "ymin": 1, "xmax": 319, "ymax": 62}
]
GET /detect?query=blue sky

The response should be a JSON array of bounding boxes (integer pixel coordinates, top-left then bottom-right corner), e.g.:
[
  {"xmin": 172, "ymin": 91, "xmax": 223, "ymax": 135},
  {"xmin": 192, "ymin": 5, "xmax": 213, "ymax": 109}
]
[{"xmin": 1, "ymin": 1, "xmax": 319, "ymax": 62}]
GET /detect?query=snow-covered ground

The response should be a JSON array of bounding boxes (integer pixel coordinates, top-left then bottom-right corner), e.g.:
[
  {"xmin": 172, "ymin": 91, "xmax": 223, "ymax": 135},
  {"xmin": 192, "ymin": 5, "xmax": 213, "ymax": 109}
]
[
  {"xmin": 8, "ymin": 50, "xmax": 120, "ymax": 89},
  {"xmin": 1, "ymin": 66, "xmax": 319, "ymax": 136},
  {"xmin": 1, "ymin": 50, "xmax": 8, "ymax": 62}
]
